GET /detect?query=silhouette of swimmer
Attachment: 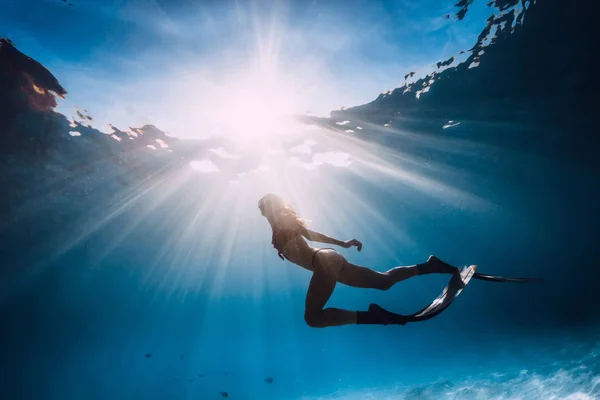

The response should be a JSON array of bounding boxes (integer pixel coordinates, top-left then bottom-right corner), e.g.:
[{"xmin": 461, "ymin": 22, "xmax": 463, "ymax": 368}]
[
  {"xmin": 258, "ymin": 194, "xmax": 459, "ymax": 328},
  {"xmin": 259, "ymin": 194, "xmax": 541, "ymax": 328}
]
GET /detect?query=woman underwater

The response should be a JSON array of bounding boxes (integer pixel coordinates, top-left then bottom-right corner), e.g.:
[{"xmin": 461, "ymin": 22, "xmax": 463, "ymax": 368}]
[{"xmin": 258, "ymin": 193, "xmax": 462, "ymax": 328}]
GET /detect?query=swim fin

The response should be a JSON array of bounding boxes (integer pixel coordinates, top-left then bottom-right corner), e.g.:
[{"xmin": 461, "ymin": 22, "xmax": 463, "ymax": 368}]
[
  {"xmin": 416, "ymin": 255, "xmax": 459, "ymax": 275},
  {"xmin": 356, "ymin": 304, "xmax": 409, "ymax": 325},
  {"xmin": 472, "ymin": 272, "xmax": 543, "ymax": 283}
]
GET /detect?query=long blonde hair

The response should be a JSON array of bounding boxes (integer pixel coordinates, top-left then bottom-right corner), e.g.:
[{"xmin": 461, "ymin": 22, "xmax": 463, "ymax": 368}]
[{"xmin": 258, "ymin": 194, "xmax": 308, "ymax": 228}]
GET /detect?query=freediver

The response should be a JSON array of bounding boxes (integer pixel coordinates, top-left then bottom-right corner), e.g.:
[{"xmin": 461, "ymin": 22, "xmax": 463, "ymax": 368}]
[{"xmin": 258, "ymin": 193, "xmax": 461, "ymax": 328}]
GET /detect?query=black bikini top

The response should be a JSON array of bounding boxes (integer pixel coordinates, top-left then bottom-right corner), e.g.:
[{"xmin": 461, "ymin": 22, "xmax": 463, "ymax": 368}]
[{"xmin": 271, "ymin": 227, "xmax": 300, "ymax": 260}]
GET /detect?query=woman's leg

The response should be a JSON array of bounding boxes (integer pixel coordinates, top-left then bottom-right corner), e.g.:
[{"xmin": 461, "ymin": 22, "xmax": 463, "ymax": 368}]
[
  {"xmin": 337, "ymin": 262, "xmax": 417, "ymax": 290},
  {"xmin": 304, "ymin": 261, "xmax": 358, "ymax": 328},
  {"xmin": 304, "ymin": 259, "xmax": 412, "ymax": 327},
  {"xmin": 303, "ymin": 252, "xmax": 458, "ymax": 327},
  {"xmin": 338, "ymin": 255, "xmax": 458, "ymax": 290}
]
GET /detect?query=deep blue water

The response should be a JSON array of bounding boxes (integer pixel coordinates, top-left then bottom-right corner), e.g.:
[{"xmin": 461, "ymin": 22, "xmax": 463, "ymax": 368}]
[{"xmin": 1, "ymin": 0, "xmax": 600, "ymax": 399}]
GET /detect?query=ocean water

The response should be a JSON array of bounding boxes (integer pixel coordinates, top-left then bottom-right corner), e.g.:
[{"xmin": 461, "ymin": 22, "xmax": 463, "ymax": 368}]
[{"xmin": 1, "ymin": 0, "xmax": 599, "ymax": 399}]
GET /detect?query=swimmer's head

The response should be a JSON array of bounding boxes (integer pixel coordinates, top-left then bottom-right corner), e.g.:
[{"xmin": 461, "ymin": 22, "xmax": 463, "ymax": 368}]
[
  {"xmin": 258, "ymin": 194, "xmax": 307, "ymax": 227},
  {"xmin": 257, "ymin": 193, "xmax": 286, "ymax": 217}
]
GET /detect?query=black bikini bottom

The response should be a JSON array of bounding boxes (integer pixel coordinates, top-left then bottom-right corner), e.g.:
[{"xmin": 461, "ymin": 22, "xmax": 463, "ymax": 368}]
[{"xmin": 311, "ymin": 247, "xmax": 336, "ymax": 269}]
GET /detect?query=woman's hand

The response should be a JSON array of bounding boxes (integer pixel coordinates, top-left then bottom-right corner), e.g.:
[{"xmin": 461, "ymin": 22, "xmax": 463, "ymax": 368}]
[{"xmin": 343, "ymin": 239, "xmax": 363, "ymax": 252}]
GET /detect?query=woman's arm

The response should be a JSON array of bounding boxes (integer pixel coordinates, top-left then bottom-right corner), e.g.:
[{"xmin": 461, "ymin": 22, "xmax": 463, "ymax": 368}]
[
  {"xmin": 300, "ymin": 227, "xmax": 362, "ymax": 251},
  {"xmin": 301, "ymin": 228, "xmax": 346, "ymax": 246}
]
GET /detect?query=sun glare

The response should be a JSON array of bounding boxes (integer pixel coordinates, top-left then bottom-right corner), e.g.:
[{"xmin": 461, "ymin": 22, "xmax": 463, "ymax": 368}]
[{"xmin": 211, "ymin": 70, "xmax": 300, "ymax": 144}]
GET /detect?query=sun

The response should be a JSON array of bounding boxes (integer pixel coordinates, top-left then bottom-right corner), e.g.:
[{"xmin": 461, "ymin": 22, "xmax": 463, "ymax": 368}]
[{"xmin": 211, "ymin": 69, "xmax": 301, "ymax": 144}]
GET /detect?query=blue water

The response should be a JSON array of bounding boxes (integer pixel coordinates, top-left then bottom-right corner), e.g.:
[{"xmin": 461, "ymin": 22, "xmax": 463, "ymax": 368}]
[{"xmin": 1, "ymin": 0, "xmax": 600, "ymax": 399}]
